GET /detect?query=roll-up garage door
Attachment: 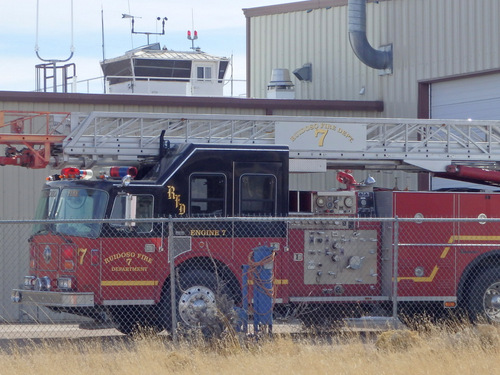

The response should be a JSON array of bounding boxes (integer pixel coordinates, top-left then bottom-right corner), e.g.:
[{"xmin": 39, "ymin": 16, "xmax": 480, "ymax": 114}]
[
  {"xmin": 431, "ymin": 72, "xmax": 500, "ymax": 120},
  {"xmin": 431, "ymin": 72, "xmax": 500, "ymax": 190}
]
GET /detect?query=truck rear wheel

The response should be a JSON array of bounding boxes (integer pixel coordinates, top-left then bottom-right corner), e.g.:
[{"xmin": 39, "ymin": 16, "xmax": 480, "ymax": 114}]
[{"xmin": 468, "ymin": 266, "xmax": 500, "ymax": 323}]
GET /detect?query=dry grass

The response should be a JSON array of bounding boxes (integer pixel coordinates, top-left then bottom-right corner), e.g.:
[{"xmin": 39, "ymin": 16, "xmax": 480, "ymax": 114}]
[{"xmin": 1, "ymin": 322, "xmax": 500, "ymax": 375}]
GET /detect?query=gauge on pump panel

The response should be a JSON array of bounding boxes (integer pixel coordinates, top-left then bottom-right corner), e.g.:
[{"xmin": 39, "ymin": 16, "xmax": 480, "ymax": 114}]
[
  {"xmin": 344, "ymin": 197, "xmax": 354, "ymax": 208},
  {"xmin": 316, "ymin": 196, "xmax": 326, "ymax": 207}
]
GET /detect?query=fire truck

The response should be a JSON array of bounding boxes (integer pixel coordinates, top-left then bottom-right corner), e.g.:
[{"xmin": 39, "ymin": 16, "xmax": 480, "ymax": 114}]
[{"xmin": 5, "ymin": 111, "xmax": 500, "ymax": 333}]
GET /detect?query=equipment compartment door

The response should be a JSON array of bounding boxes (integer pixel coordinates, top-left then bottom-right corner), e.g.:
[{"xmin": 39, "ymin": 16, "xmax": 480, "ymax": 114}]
[
  {"xmin": 394, "ymin": 192, "xmax": 456, "ymax": 297},
  {"xmin": 456, "ymin": 193, "xmax": 500, "ymax": 287}
]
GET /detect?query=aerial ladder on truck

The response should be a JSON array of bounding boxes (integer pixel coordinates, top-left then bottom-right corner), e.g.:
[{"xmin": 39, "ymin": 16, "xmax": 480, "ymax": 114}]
[{"xmin": 3, "ymin": 110, "xmax": 500, "ymax": 183}]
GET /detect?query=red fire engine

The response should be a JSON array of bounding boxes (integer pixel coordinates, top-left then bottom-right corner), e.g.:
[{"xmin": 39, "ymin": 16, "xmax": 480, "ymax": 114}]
[{"xmin": 5, "ymin": 111, "xmax": 500, "ymax": 332}]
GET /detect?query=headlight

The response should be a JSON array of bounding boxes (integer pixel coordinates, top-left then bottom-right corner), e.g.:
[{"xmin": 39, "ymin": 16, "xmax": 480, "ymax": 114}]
[
  {"xmin": 23, "ymin": 276, "xmax": 36, "ymax": 290},
  {"xmin": 34, "ymin": 276, "xmax": 51, "ymax": 291},
  {"xmin": 57, "ymin": 277, "xmax": 75, "ymax": 290},
  {"xmin": 11, "ymin": 290, "xmax": 22, "ymax": 303}
]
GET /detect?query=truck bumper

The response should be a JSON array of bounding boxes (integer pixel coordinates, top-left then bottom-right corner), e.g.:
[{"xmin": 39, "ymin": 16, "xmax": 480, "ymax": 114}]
[{"xmin": 11, "ymin": 289, "xmax": 94, "ymax": 307}]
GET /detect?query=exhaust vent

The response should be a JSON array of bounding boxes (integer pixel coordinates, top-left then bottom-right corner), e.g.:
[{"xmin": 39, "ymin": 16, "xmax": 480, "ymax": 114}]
[
  {"xmin": 348, "ymin": 0, "xmax": 392, "ymax": 73},
  {"xmin": 293, "ymin": 63, "xmax": 312, "ymax": 82},
  {"xmin": 267, "ymin": 68, "xmax": 295, "ymax": 99}
]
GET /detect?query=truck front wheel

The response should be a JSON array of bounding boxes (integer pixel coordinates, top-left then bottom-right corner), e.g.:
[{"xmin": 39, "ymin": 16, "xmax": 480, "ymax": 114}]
[
  {"xmin": 468, "ymin": 266, "xmax": 500, "ymax": 323},
  {"xmin": 157, "ymin": 269, "xmax": 235, "ymax": 336},
  {"xmin": 176, "ymin": 269, "xmax": 231, "ymax": 336}
]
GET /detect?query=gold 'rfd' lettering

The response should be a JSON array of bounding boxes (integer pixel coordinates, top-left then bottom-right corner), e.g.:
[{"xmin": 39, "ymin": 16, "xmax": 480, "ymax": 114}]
[{"xmin": 167, "ymin": 185, "xmax": 186, "ymax": 215}]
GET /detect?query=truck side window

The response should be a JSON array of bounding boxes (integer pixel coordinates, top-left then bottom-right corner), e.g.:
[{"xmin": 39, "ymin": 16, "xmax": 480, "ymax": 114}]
[
  {"xmin": 240, "ymin": 174, "xmax": 276, "ymax": 215},
  {"xmin": 110, "ymin": 194, "xmax": 154, "ymax": 232},
  {"xmin": 189, "ymin": 174, "xmax": 226, "ymax": 216}
]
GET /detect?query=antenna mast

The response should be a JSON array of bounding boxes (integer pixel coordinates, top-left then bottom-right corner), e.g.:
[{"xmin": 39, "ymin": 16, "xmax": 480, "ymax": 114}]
[{"xmin": 122, "ymin": 14, "xmax": 168, "ymax": 45}]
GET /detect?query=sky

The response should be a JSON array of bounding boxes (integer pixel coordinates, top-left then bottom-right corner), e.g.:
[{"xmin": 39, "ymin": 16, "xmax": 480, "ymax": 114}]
[{"xmin": 0, "ymin": 0, "xmax": 289, "ymax": 96}]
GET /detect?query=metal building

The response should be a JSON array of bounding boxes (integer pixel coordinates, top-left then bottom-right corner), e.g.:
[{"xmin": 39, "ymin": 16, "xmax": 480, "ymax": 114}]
[{"xmin": 244, "ymin": 0, "xmax": 500, "ymax": 120}]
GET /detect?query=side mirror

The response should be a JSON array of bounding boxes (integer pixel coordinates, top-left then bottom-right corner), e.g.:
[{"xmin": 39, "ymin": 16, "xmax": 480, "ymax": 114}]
[{"xmin": 124, "ymin": 194, "xmax": 137, "ymax": 227}]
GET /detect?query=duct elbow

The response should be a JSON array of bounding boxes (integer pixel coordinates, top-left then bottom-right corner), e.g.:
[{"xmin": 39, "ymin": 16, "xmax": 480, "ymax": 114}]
[
  {"xmin": 349, "ymin": 32, "xmax": 392, "ymax": 71},
  {"xmin": 348, "ymin": 0, "xmax": 392, "ymax": 72}
]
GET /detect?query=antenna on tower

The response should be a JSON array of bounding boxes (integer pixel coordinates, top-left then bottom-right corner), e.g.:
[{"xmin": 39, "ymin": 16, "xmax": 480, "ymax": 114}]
[{"xmin": 122, "ymin": 14, "xmax": 168, "ymax": 45}]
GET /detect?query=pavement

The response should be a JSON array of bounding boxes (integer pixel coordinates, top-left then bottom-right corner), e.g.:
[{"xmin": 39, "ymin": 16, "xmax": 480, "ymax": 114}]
[{"xmin": 0, "ymin": 316, "xmax": 398, "ymax": 352}]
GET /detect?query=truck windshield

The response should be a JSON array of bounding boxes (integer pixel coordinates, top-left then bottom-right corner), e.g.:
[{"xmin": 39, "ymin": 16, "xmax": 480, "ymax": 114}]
[
  {"xmin": 34, "ymin": 188, "xmax": 59, "ymax": 220},
  {"xmin": 33, "ymin": 188, "xmax": 108, "ymax": 238},
  {"xmin": 33, "ymin": 188, "xmax": 59, "ymax": 234}
]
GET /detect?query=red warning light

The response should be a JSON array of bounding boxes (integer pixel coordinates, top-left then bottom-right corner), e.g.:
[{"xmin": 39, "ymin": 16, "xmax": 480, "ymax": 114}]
[
  {"xmin": 108, "ymin": 166, "xmax": 138, "ymax": 179},
  {"xmin": 60, "ymin": 167, "xmax": 81, "ymax": 179}
]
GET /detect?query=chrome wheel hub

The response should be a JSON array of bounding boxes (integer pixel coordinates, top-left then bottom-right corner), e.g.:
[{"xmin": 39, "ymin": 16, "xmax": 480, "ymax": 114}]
[
  {"xmin": 483, "ymin": 281, "xmax": 500, "ymax": 322},
  {"xmin": 178, "ymin": 285, "xmax": 217, "ymax": 327}
]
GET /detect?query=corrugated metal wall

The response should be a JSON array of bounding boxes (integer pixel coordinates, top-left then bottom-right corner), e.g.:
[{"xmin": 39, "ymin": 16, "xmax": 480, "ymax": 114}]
[
  {"xmin": 249, "ymin": 0, "xmax": 500, "ymax": 118},
  {"xmin": 0, "ymin": 99, "xmax": 377, "ymax": 118}
]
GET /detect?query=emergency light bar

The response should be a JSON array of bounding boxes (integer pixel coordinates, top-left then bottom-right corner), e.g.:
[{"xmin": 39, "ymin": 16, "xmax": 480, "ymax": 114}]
[
  {"xmin": 47, "ymin": 168, "xmax": 94, "ymax": 181},
  {"xmin": 47, "ymin": 166, "xmax": 138, "ymax": 181},
  {"xmin": 61, "ymin": 168, "xmax": 93, "ymax": 180},
  {"xmin": 99, "ymin": 166, "xmax": 138, "ymax": 180}
]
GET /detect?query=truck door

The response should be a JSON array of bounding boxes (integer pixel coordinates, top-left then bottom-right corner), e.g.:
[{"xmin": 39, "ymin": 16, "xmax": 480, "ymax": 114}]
[
  {"xmin": 233, "ymin": 162, "xmax": 287, "ymax": 298},
  {"xmin": 100, "ymin": 193, "xmax": 164, "ymax": 305},
  {"xmin": 233, "ymin": 162, "xmax": 285, "ymax": 217}
]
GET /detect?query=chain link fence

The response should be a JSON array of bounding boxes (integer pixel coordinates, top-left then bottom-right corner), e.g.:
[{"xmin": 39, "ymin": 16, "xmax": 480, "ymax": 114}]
[{"xmin": 2, "ymin": 216, "xmax": 500, "ymax": 339}]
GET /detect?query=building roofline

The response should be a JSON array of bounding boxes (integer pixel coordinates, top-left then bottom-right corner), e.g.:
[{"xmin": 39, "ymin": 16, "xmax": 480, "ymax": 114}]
[
  {"xmin": 0, "ymin": 91, "xmax": 383, "ymax": 113},
  {"xmin": 101, "ymin": 50, "xmax": 229, "ymax": 65},
  {"xmin": 243, "ymin": 0, "xmax": 348, "ymax": 18},
  {"xmin": 243, "ymin": 0, "xmax": 388, "ymax": 18}
]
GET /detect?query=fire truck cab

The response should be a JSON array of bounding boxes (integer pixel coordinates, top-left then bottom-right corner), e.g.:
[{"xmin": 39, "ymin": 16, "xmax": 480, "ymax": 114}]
[{"xmin": 12, "ymin": 143, "xmax": 289, "ymax": 333}]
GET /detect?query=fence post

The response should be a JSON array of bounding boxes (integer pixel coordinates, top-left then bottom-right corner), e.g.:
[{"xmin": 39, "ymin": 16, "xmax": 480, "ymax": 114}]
[
  {"xmin": 168, "ymin": 216, "xmax": 178, "ymax": 343},
  {"xmin": 392, "ymin": 216, "xmax": 399, "ymax": 321}
]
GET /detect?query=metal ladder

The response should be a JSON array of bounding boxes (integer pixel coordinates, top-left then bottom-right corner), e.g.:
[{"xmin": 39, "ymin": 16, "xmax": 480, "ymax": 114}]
[
  {"xmin": 3, "ymin": 110, "xmax": 500, "ymax": 171},
  {"xmin": 64, "ymin": 112, "xmax": 500, "ymax": 171}
]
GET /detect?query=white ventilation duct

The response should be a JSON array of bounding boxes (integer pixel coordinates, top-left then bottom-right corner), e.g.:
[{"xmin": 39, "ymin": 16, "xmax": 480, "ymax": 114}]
[{"xmin": 348, "ymin": 0, "xmax": 392, "ymax": 71}]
